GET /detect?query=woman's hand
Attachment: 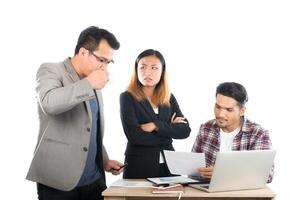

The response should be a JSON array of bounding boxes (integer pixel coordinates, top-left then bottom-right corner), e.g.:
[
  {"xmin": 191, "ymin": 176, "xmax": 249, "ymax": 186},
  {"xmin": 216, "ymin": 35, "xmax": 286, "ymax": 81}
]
[
  {"xmin": 140, "ymin": 122, "xmax": 157, "ymax": 133},
  {"xmin": 171, "ymin": 112, "xmax": 187, "ymax": 124}
]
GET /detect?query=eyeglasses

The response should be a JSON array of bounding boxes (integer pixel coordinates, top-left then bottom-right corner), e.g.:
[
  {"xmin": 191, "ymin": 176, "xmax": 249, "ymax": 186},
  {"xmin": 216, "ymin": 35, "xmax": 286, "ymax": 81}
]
[{"xmin": 90, "ymin": 52, "xmax": 114, "ymax": 65}]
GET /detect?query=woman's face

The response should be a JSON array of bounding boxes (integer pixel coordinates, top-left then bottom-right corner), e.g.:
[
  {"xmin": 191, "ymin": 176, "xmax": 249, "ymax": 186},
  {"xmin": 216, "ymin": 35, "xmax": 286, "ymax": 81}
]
[{"xmin": 137, "ymin": 55, "xmax": 163, "ymax": 88}]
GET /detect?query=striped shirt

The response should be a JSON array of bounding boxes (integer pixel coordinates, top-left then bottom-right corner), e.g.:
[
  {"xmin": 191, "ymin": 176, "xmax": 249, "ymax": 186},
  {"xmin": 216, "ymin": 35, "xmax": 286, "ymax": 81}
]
[{"xmin": 192, "ymin": 117, "xmax": 274, "ymax": 183}]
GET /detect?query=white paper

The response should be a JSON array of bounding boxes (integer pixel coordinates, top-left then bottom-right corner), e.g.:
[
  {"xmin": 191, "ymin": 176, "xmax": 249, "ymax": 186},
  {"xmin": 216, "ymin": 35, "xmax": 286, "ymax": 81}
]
[
  {"xmin": 163, "ymin": 150, "xmax": 206, "ymax": 176},
  {"xmin": 110, "ymin": 179, "xmax": 153, "ymax": 187},
  {"xmin": 159, "ymin": 152, "xmax": 165, "ymax": 163}
]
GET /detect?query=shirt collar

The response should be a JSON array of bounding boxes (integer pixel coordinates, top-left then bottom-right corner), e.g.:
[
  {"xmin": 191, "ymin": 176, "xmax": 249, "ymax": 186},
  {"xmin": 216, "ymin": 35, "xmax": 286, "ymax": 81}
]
[{"xmin": 241, "ymin": 117, "xmax": 250, "ymax": 133}]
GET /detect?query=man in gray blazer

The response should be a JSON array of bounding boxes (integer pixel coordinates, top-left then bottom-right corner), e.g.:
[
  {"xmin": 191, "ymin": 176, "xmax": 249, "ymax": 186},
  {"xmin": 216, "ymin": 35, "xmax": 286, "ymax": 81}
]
[{"xmin": 26, "ymin": 26, "xmax": 124, "ymax": 200}]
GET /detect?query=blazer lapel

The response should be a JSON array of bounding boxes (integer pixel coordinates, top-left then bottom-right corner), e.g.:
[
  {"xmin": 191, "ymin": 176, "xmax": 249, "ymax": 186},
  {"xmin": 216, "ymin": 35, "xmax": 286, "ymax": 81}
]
[
  {"xmin": 63, "ymin": 58, "xmax": 80, "ymax": 83},
  {"xmin": 95, "ymin": 90, "xmax": 104, "ymax": 139},
  {"xmin": 158, "ymin": 106, "xmax": 169, "ymax": 122},
  {"xmin": 63, "ymin": 58, "xmax": 92, "ymax": 122},
  {"xmin": 140, "ymin": 100, "xmax": 158, "ymax": 121}
]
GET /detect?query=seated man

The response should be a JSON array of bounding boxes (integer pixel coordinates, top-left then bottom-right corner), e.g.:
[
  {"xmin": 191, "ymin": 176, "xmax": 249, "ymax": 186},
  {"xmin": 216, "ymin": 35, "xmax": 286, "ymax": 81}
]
[{"xmin": 192, "ymin": 82, "xmax": 274, "ymax": 182}]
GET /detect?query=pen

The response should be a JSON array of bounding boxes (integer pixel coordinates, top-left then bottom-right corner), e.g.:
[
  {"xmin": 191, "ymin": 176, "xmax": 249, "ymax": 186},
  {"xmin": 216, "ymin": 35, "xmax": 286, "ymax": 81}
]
[{"xmin": 118, "ymin": 162, "xmax": 128, "ymax": 170}]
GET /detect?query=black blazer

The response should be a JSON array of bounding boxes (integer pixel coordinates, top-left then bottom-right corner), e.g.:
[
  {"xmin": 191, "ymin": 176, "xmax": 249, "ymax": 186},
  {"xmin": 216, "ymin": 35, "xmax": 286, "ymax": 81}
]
[{"xmin": 120, "ymin": 91, "xmax": 191, "ymax": 178}]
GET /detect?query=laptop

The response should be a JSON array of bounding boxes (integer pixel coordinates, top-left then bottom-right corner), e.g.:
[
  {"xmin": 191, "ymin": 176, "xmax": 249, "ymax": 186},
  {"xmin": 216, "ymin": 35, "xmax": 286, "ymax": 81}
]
[{"xmin": 189, "ymin": 150, "xmax": 276, "ymax": 192}]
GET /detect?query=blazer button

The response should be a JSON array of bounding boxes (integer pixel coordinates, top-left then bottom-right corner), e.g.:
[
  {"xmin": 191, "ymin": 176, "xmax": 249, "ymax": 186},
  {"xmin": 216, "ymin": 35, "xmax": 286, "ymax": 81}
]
[
  {"xmin": 83, "ymin": 147, "xmax": 88, "ymax": 152},
  {"xmin": 87, "ymin": 128, "xmax": 90, "ymax": 132}
]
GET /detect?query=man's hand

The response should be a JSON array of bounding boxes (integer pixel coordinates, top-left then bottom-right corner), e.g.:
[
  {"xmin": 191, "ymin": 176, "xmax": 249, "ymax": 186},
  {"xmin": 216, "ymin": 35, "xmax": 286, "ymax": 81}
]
[
  {"xmin": 140, "ymin": 122, "xmax": 157, "ymax": 133},
  {"xmin": 86, "ymin": 69, "xmax": 109, "ymax": 90},
  {"xmin": 197, "ymin": 166, "xmax": 214, "ymax": 178},
  {"xmin": 104, "ymin": 160, "xmax": 124, "ymax": 175},
  {"xmin": 171, "ymin": 112, "xmax": 187, "ymax": 124}
]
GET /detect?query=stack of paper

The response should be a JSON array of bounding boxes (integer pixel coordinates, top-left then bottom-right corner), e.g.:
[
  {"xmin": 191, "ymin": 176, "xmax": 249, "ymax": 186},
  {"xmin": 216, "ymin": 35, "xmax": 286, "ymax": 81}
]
[{"xmin": 111, "ymin": 179, "xmax": 153, "ymax": 187}]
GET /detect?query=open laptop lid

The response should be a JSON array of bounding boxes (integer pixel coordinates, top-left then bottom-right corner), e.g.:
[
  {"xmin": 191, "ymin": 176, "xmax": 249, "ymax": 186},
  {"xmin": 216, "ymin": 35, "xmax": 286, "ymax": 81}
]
[{"xmin": 191, "ymin": 150, "xmax": 276, "ymax": 192}]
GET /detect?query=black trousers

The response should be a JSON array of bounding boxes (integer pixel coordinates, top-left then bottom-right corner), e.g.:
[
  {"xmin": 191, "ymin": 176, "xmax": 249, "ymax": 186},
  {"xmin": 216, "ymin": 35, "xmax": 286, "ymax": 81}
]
[{"xmin": 37, "ymin": 178, "xmax": 107, "ymax": 200}]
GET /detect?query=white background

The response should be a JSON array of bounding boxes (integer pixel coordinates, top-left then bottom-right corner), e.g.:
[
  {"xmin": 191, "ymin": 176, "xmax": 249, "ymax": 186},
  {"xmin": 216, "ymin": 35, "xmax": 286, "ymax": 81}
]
[{"xmin": 0, "ymin": 0, "xmax": 299, "ymax": 199}]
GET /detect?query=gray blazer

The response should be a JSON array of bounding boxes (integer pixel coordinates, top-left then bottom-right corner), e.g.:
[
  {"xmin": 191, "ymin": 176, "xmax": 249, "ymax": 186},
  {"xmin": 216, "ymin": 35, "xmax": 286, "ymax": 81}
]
[{"xmin": 26, "ymin": 58, "xmax": 109, "ymax": 191}]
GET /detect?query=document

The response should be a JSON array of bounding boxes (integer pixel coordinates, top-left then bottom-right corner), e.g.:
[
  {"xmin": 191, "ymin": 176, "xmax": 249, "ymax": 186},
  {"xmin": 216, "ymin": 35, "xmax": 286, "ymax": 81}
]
[
  {"xmin": 163, "ymin": 150, "xmax": 206, "ymax": 176},
  {"xmin": 111, "ymin": 179, "xmax": 153, "ymax": 187}
]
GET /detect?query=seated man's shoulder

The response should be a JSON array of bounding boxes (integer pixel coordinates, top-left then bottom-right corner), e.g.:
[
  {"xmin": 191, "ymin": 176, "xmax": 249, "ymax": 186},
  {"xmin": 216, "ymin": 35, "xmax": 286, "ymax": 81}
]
[
  {"xmin": 201, "ymin": 119, "xmax": 218, "ymax": 129},
  {"xmin": 244, "ymin": 118, "xmax": 268, "ymax": 135}
]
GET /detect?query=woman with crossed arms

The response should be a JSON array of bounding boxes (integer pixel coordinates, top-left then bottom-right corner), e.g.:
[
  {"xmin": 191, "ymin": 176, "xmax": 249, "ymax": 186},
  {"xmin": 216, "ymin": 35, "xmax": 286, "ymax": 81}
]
[{"xmin": 120, "ymin": 49, "xmax": 191, "ymax": 178}]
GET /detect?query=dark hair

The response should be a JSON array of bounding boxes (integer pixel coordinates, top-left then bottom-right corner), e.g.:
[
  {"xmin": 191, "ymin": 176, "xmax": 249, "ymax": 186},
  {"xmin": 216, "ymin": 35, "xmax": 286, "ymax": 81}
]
[
  {"xmin": 74, "ymin": 26, "xmax": 120, "ymax": 55},
  {"xmin": 127, "ymin": 49, "xmax": 170, "ymax": 106},
  {"xmin": 216, "ymin": 82, "xmax": 248, "ymax": 106},
  {"xmin": 135, "ymin": 49, "xmax": 166, "ymax": 79}
]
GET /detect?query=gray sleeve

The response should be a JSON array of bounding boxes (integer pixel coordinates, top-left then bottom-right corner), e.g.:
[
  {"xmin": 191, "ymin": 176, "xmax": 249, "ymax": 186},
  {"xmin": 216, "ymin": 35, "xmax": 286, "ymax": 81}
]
[
  {"xmin": 36, "ymin": 63, "xmax": 95, "ymax": 115},
  {"xmin": 102, "ymin": 145, "xmax": 109, "ymax": 164}
]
